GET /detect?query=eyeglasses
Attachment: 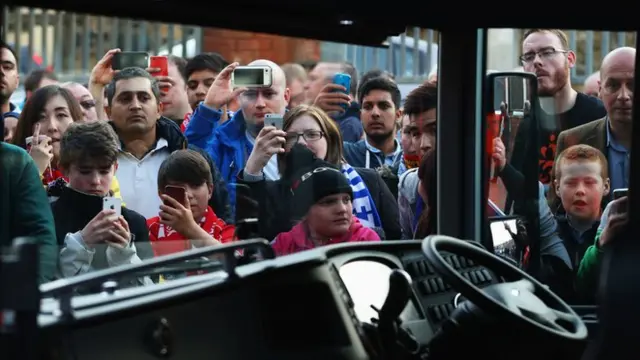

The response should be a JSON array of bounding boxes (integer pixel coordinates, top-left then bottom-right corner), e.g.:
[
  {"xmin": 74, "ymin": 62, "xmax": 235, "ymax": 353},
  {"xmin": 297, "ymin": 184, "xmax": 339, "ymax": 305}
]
[
  {"xmin": 285, "ymin": 130, "xmax": 324, "ymax": 144},
  {"xmin": 520, "ymin": 47, "xmax": 568, "ymax": 64},
  {"xmin": 79, "ymin": 100, "xmax": 96, "ymax": 110}
]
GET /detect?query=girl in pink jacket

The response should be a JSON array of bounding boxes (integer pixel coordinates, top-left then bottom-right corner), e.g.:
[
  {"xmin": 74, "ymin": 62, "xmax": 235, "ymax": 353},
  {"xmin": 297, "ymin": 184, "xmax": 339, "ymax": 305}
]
[{"xmin": 272, "ymin": 165, "xmax": 380, "ymax": 256}]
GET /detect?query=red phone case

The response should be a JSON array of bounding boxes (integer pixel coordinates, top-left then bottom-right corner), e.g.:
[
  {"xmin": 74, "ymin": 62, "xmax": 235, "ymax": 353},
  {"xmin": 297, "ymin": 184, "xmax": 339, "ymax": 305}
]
[
  {"xmin": 150, "ymin": 56, "xmax": 169, "ymax": 77},
  {"xmin": 165, "ymin": 186, "xmax": 186, "ymax": 205}
]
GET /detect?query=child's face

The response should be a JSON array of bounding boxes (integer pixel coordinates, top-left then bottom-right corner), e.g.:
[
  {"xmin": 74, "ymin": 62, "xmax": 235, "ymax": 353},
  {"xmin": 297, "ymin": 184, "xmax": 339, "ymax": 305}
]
[
  {"xmin": 66, "ymin": 162, "xmax": 117, "ymax": 196},
  {"xmin": 306, "ymin": 193, "xmax": 353, "ymax": 238},
  {"xmin": 163, "ymin": 182, "xmax": 212, "ymax": 221},
  {"xmin": 555, "ymin": 159, "xmax": 610, "ymax": 221}
]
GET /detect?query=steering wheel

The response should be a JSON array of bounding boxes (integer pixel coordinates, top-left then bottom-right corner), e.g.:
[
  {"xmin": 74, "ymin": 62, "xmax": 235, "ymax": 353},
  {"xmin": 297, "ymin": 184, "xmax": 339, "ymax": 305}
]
[{"xmin": 422, "ymin": 235, "xmax": 588, "ymax": 341}]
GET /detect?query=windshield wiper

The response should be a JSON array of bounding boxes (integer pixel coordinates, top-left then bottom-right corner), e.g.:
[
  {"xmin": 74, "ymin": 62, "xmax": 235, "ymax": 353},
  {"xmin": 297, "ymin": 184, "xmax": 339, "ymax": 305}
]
[{"xmin": 40, "ymin": 239, "xmax": 274, "ymax": 319}]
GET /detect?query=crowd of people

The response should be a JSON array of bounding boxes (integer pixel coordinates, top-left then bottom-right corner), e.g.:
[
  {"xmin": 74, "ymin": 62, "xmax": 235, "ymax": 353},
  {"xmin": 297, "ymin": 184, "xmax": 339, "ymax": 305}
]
[{"xmin": 0, "ymin": 28, "xmax": 632, "ymax": 304}]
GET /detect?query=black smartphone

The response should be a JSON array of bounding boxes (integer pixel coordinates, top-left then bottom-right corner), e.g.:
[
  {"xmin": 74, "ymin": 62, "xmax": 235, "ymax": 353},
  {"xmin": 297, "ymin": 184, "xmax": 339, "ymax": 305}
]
[
  {"xmin": 112, "ymin": 51, "xmax": 150, "ymax": 70},
  {"xmin": 613, "ymin": 188, "xmax": 628, "ymax": 200}
]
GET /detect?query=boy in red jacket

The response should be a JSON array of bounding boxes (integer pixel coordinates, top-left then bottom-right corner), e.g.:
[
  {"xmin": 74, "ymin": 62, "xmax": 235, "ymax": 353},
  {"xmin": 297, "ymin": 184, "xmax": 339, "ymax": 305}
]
[{"xmin": 147, "ymin": 149, "xmax": 235, "ymax": 257}]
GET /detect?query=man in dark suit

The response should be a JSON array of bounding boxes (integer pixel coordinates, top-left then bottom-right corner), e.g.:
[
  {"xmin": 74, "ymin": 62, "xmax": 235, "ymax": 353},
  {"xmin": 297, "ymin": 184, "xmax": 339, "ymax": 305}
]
[{"xmin": 549, "ymin": 46, "xmax": 634, "ymax": 211}]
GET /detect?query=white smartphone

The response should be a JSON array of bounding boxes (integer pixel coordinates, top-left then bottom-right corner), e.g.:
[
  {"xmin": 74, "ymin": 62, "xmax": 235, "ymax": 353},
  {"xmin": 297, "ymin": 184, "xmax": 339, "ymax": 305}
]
[
  {"xmin": 264, "ymin": 113, "xmax": 284, "ymax": 129},
  {"xmin": 232, "ymin": 65, "xmax": 272, "ymax": 88},
  {"xmin": 103, "ymin": 197, "xmax": 122, "ymax": 220},
  {"xmin": 24, "ymin": 135, "xmax": 49, "ymax": 151}
]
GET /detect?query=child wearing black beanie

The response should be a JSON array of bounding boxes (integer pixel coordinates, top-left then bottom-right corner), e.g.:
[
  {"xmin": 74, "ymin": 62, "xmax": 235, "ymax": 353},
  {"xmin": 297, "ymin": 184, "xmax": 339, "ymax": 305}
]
[{"xmin": 272, "ymin": 161, "xmax": 380, "ymax": 256}]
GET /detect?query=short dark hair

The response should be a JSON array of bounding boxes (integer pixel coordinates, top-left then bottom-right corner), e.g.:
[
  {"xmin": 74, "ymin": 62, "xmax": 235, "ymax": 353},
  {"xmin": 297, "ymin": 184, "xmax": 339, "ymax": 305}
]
[
  {"xmin": 0, "ymin": 41, "xmax": 18, "ymax": 65},
  {"xmin": 358, "ymin": 77, "xmax": 402, "ymax": 109},
  {"xmin": 59, "ymin": 121, "xmax": 119, "ymax": 170},
  {"xmin": 358, "ymin": 69, "xmax": 395, "ymax": 97},
  {"xmin": 157, "ymin": 149, "xmax": 213, "ymax": 191},
  {"xmin": 185, "ymin": 53, "xmax": 229, "ymax": 80},
  {"xmin": 403, "ymin": 83, "xmax": 438, "ymax": 116},
  {"xmin": 105, "ymin": 67, "xmax": 160, "ymax": 106},
  {"xmin": 168, "ymin": 55, "xmax": 187, "ymax": 82},
  {"xmin": 24, "ymin": 69, "xmax": 58, "ymax": 92}
]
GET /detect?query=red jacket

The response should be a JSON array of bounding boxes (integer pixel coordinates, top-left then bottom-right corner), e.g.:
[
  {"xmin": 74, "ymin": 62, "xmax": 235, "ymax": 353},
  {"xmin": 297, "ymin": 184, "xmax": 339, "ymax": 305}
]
[{"xmin": 147, "ymin": 206, "xmax": 235, "ymax": 257}]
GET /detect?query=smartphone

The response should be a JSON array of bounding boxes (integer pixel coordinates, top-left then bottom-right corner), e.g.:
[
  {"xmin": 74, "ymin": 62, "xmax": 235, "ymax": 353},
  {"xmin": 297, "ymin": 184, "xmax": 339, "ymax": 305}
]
[
  {"xmin": 24, "ymin": 135, "xmax": 49, "ymax": 151},
  {"xmin": 332, "ymin": 73, "xmax": 351, "ymax": 111},
  {"xmin": 264, "ymin": 114, "xmax": 284, "ymax": 130},
  {"xmin": 488, "ymin": 216, "xmax": 520, "ymax": 263},
  {"xmin": 103, "ymin": 197, "xmax": 122, "ymax": 220},
  {"xmin": 165, "ymin": 185, "xmax": 187, "ymax": 205},
  {"xmin": 149, "ymin": 56, "xmax": 169, "ymax": 77},
  {"xmin": 613, "ymin": 188, "xmax": 628, "ymax": 200},
  {"xmin": 112, "ymin": 51, "xmax": 150, "ymax": 70},
  {"xmin": 232, "ymin": 66, "xmax": 272, "ymax": 88}
]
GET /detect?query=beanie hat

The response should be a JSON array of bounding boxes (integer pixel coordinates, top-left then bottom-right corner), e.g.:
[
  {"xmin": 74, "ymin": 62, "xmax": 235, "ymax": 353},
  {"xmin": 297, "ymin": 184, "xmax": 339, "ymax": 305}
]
[{"xmin": 290, "ymin": 163, "xmax": 353, "ymax": 219}]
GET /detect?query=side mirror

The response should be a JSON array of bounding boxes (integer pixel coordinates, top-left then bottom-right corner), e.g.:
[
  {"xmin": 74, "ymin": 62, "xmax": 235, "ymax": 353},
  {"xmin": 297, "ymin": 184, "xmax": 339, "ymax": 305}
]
[
  {"xmin": 484, "ymin": 72, "xmax": 542, "ymax": 273},
  {"xmin": 484, "ymin": 71, "xmax": 539, "ymax": 214}
]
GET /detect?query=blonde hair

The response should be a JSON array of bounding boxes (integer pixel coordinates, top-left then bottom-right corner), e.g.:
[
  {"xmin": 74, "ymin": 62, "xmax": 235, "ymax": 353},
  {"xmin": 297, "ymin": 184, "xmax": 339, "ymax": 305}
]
[{"xmin": 277, "ymin": 104, "xmax": 344, "ymax": 174}]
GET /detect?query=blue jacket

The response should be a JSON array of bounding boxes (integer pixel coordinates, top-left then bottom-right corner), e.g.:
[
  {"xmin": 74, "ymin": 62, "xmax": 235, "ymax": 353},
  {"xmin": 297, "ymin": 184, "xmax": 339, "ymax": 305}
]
[
  {"xmin": 334, "ymin": 102, "xmax": 363, "ymax": 143},
  {"xmin": 185, "ymin": 104, "xmax": 252, "ymax": 210}
]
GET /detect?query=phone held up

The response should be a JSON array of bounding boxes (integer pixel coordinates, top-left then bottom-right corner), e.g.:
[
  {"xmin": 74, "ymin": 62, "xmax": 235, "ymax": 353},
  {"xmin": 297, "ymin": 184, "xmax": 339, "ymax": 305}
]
[
  {"xmin": 149, "ymin": 56, "xmax": 169, "ymax": 77},
  {"xmin": 612, "ymin": 188, "xmax": 629, "ymax": 214},
  {"xmin": 613, "ymin": 188, "xmax": 628, "ymax": 200},
  {"xmin": 165, "ymin": 185, "xmax": 187, "ymax": 206},
  {"xmin": 103, "ymin": 197, "xmax": 122, "ymax": 221},
  {"xmin": 332, "ymin": 73, "xmax": 351, "ymax": 111},
  {"xmin": 264, "ymin": 114, "xmax": 284, "ymax": 130},
  {"xmin": 232, "ymin": 65, "xmax": 272, "ymax": 88},
  {"xmin": 112, "ymin": 51, "xmax": 150, "ymax": 70}
]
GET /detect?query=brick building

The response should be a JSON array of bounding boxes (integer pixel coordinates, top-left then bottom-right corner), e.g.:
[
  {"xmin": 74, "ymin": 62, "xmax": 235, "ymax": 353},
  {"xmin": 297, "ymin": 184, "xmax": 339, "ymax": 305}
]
[{"xmin": 202, "ymin": 28, "xmax": 321, "ymax": 65}]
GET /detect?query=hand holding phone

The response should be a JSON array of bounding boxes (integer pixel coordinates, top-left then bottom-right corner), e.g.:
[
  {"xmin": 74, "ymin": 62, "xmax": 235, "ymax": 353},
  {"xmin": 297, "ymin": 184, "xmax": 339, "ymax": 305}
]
[
  {"xmin": 264, "ymin": 114, "xmax": 284, "ymax": 130},
  {"xmin": 613, "ymin": 188, "xmax": 628, "ymax": 200},
  {"xmin": 332, "ymin": 73, "xmax": 352, "ymax": 111},
  {"xmin": 26, "ymin": 124, "xmax": 53, "ymax": 175},
  {"xmin": 103, "ymin": 197, "xmax": 123, "ymax": 221}
]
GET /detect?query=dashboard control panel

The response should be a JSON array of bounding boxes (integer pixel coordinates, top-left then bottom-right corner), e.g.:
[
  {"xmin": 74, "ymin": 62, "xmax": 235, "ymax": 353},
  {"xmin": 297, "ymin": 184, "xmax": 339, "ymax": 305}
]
[{"xmin": 401, "ymin": 253, "xmax": 497, "ymax": 326}]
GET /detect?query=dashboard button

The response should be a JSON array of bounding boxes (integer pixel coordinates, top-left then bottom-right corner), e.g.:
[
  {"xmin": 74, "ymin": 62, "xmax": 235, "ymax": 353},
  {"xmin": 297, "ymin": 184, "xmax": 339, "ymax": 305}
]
[
  {"xmin": 439, "ymin": 304, "xmax": 450, "ymax": 317},
  {"xmin": 477, "ymin": 270, "xmax": 488, "ymax": 283},
  {"xmin": 445, "ymin": 256, "xmax": 453, "ymax": 266},
  {"xmin": 481, "ymin": 269, "xmax": 492, "ymax": 282},
  {"xmin": 459, "ymin": 257, "xmax": 468, "ymax": 268},
  {"xmin": 469, "ymin": 271, "xmax": 479, "ymax": 284},
  {"xmin": 407, "ymin": 262, "xmax": 419, "ymax": 277},
  {"xmin": 424, "ymin": 260, "xmax": 434, "ymax": 274},
  {"xmin": 431, "ymin": 306, "xmax": 443, "ymax": 321},
  {"xmin": 420, "ymin": 280, "xmax": 433, "ymax": 294},
  {"xmin": 462, "ymin": 272, "xmax": 470, "ymax": 281},
  {"xmin": 428, "ymin": 278, "xmax": 439, "ymax": 293},
  {"xmin": 417, "ymin": 261, "xmax": 427, "ymax": 276},
  {"xmin": 435, "ymin": 278, "xmax": 445, "ymax": 291},
  {"xmin": 451, "ymin": 256, "xmax": 461, "ymax": 269}
]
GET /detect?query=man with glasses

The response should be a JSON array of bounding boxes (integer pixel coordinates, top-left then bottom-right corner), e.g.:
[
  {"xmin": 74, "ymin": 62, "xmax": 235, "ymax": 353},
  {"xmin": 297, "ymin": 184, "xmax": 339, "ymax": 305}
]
[
  {"xmin": 61, "ymin": 82, "xmax": 99, "ymax": 122},
  {"xmin": 494, "ymin": 29, "xmax": 607, "ymax": 205}
]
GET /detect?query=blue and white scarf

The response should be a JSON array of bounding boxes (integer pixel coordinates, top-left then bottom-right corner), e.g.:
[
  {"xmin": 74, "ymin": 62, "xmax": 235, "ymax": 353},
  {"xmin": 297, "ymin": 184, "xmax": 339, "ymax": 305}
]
[{"xmin": 341, "ymin": 163, "xmax": 382, "ymax": 229}]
